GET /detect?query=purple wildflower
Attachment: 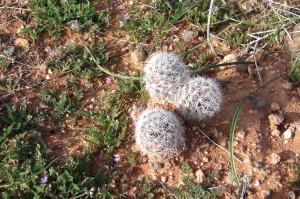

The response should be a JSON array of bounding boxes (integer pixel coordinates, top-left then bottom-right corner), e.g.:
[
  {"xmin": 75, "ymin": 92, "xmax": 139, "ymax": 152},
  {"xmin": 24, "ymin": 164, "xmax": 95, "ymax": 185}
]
[
  {"xmin": 212, "ymin": 5, "xmax": 218, "ymax": 12},
  {"xmin": 49, "ymin": 50, "xmax": 55, "ymax": 57},
  {"xmin": 0, "ymin": 106, "xmax": 2, "ymax": 111},
  {"xmin": 114, "ymin": 154, "xmax": 120, "ymax": 162},
  {"xmin": 268, "ymin": 0, "xmax": 273, "ymax": 6},
  {"xmin": 105, "ymin": 77, "xmax": 111, "ymax": 84},
  {"xmin": 118, "ymin": 21, "xmax": 124, "ymax": 28},
  {"xmin": 123, "ymin": 13, "xmax": 130, "ymax": 20},
  {"xmin": 39, "ymin": 176, "xmax": 48, "ymax": 184}
]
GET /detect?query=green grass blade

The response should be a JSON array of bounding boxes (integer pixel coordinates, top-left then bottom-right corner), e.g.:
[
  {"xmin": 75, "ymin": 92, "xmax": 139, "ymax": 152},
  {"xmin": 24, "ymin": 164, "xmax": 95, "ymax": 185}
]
[
  {"xmin": 82, "ymin": 42, "xmax": 141, "ymax": 80},
  {"xmin": 190, "ymin": 62, "xmax": 254, "ymax": 73},
  {"xmin": 229, "ymin": 72, "xmax": 289, "ymax": 188},
  {"xmin": 229, "ymin": 96, "xmax": 248, "ymax": 188}
]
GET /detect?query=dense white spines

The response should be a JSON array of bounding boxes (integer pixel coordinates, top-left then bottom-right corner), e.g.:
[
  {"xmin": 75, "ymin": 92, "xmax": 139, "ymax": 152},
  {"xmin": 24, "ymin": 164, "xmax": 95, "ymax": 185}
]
[
  {"xmin": 135, "ymin": 108, "xmax": 185, "ymax": 160},
  {"xmin": 175, "ymin": 77, "xmax": 222, "ymax": 121},
  {"xmin": 143, "ymin": 51, "xmax": 190, "ymax": 103}
]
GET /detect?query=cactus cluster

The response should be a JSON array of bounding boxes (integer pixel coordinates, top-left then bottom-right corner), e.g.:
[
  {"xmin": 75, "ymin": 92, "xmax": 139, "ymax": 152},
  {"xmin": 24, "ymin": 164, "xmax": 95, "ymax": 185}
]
[
  {"xmin": 175, "ymin": 77, "xmax": 222, "ymax": 121},
  {"xmin": 135, "ymin": 108, "xmax": 185, "ymax": 160},
  {"xmin": 133, "ymin": 51, "xmax": 222, "ymax": 160},
  {"xmin": 143, "ymin": 51, "xmax": 189, "ymax": 103}
]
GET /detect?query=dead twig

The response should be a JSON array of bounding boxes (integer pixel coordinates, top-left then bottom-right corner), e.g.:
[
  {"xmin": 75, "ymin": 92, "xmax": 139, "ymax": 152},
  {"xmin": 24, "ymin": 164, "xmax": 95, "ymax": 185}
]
[
  {"xmin": 197, "ymin": 128, "xmax": 243, "ymax": 163},
  {"xmin": 207, "ymin": 0, "xmax": 218, "ymax": 56}
]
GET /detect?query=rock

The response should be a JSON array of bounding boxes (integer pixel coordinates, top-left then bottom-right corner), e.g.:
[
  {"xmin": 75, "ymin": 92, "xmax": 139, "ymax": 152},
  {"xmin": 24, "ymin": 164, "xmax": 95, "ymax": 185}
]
[
  {"xmin": 39, "ymin": 102, "xmax": 49, "ymax": 109},
  {"xmin": 222, "ymin": 53, "xmax": 238, "ymax": 63},
  {"xmin": 120, "ymin": 174, "xmax": 129, "ymax": 183},
  {"xmin": 150, "ymin": 162, "xmax": 164, "ymax": 170},
  {"xmin": 271, "ymin": 128, "xmax": 280, "ymax": 136},
  {"xmin": 262, "ymin": 189, "xmax": 271, "ymax": 199},
  {"xmin": 268, "ymin": 114, "xmax": 284, "ymax": 127},
  {"xmin": 254, "ymin": 180, "xmax": 260, "ymax": 186},
  {"xmin": 217, "ymin": 136, "xmax": 228, "ymax": 147},
  {"xmin": 192, "ymin": 126, "xmax": 197, "ymax": 131},
  {"xmin": 283, "ymin": 23, "xmax": 300, "ymax": 55},
  {"xmin": 66, "ymin": 20, "xmax": 83, "ymax": 31},
  {"xmin": 161, "ymin": 176, "xmax": 167, "ymax": 183},
  {"xmin": 128, "ymin": 186, "xmax": 137, "ymax": 195},
  {"xmin": 131, "ymin": 48, "xmax": 147, "ymax": 62},
  {"xmin": 203, "ymin": 157, "xmax": 209, "ymax": 162},
  {"xmin": 283, "ymin": 127, "xmax": 295, "ymax": 139},
  {"xmin": 45, "ymin": 74, "xmax": 51, "ymax": 80},
  {"xmin": 3, "ymin": 45, "xmax": 15, "ymax": 56},
  {"xmin": 237, "ymin": 130, "xmax": 246, "ymax": 139},
  {"xmin": 199, "ymin": 143, "xmax": 210, "ymax": 149},
  {"xmin": 282, "ymin": 81, "xmax": 293, "ymax": 90},
  {"xmin": 225, "ymin": 173, "xmax": 235, "ymax": 185},
  {"xmin": 256, "ymin": 161, "xmax": 265, "ymax": 169},
  {"xmin": 45, "ymin": 46, "xmax": 51, "ymax": 53},
  {"xmin": 198, "ymin": 36, "xmax": 205, "ymax": 43},
  {"xmin": 287, "ymin": 191, "xmax": 296, "ymax": 199},
  {"xmin": 85, "ymin": 83, "xmax": 93, "ymax": 89},
  {"xmin": 249, "ymin": 96, "xmax": 266, "ymax": 108},
  {"xmin": 271, "ymin": 103, "xmax": 281, "ymax": 112},
  {"xmin": 182, "ymin": 30, "xmax": 198, "ymax": 42},
  {"xmin": 195, "ymin": 169, "xmax": 205, "ymax": 184},
  {"xmin": 270, "ymin": 153, "xmax": 281, "ymax": 165},
  {"xmin": 14, "ymin": 38, "xmax": 29, "ymax": 49}
]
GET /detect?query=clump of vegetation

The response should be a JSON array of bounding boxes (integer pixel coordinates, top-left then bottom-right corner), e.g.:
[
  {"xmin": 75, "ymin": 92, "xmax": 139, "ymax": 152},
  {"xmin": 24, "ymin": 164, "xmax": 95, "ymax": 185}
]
[
  {"xmin": 23, "ymin": 0, "xmax": 109, "ymax": 42},
  {"xmin": 174, "ymin": 163, "xmax": 222, "ymax": 198},
  {"xmin": 84, "ymin": 78, "xmax": 143, "ymax": 152},
  {"xmin": 47, "ymin": 42, "xmax": 111, "ymax": 81},
  {"xmin": 0, "ymin": 131, "xmax": 116, "ymax": 198},
  {"xmin": 38, "ymin": 83, "xmax": 83, "ymax": 129}
]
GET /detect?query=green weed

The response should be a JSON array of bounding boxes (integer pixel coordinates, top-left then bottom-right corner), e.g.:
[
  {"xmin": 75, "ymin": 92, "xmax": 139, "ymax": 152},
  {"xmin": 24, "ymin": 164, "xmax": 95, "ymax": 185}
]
[
  {"xmin": 0, "ymin": 131, "xmax": 117, "ymax": 198},
  {"xmin": 172, "ymin": 164, "xmax": 222, "ymax": 199},
  {"xmin": 23, "ymin": 0, "xmax": 109, "ymax": 42},
  {"xmin": 83, "ymin": 78, "xmax": 143, "ymax": 152},
  {"xmin": 0, "ymin": 57, "xmax": 9, "ymax": 69},
  {"xmin": 47, "ymin": 42, "xmax": 111, "ymax": 81},
  {"xmin": 38, "ymin": 83, "xmax": 83, "ymax": 129},
  {"xmin": 0, "ymin": 76, "xmax": 16, "ymax": 92},
  {"xmin": 290, "ymin": 52, "xmax": 300, "ymax": 82}
]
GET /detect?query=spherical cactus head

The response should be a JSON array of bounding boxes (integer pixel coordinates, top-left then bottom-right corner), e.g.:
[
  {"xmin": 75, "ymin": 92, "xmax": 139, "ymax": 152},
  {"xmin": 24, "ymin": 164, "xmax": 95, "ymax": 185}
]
[
  {"xmin": 143, "ymin": 51, "xmax": 190, "ymax": 103},
  {"xmin": 176, "ymin": 76, "xmax": 222, "ymax": 121},
  {"xmin": 135, "ymin": 108, "xmax": 185, "ymax": 160}
]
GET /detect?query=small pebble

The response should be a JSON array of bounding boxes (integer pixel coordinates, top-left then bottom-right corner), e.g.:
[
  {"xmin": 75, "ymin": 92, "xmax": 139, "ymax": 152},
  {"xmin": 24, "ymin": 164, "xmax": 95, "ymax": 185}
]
[
  {"xmin": 271, "ymin": 128, "xmax": 280, "ymax": 137},
  {"xmin": 203, "ymin": 157, "xmax": 209, "ymax": 162},
  {"xmin": 131, "ymin": 48, "xmax": 147, "ymax": 62},
  {"xmin": 282, "ymin": 81, "xmax": 293, "ymax": 90},
  {"xmin": 270, "ymin": 153, "xmax": 281, "ymax": 165},
  {"xmin": 237, "ymin": 130, "xmax": 246, "ymax": 139},
  {"xmin": 182, "ymin": 30, "xmax": 198, "ymax": 42},
  {"xmin": 283, "ymin": 127, "xmax": 295, "ymax": 139},
  {"xmin": 271, "ymin": 103, "xmax": 280, "ymax": 112},
  {"xmin": 3, "ymin": 45, "xmax": 15, "ymax": 56},
  {"xmin": 254, "ymin": 180, "xmax": 260, "ymax": 186}
]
